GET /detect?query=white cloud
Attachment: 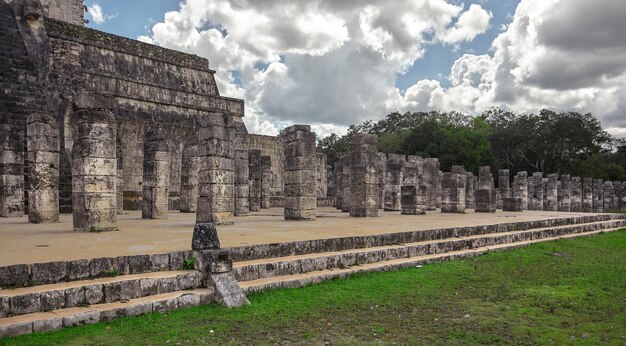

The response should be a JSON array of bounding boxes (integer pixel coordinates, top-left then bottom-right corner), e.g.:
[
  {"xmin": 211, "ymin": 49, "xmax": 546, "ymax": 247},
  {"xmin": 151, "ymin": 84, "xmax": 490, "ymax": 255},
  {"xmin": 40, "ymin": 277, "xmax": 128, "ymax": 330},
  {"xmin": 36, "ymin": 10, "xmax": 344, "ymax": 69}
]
[
  {"xmin": 441, "ymin": 4, "xmax": 492, "ymax": 44},
  {"xmin": 87, "ymin": 3, "xmax": 116, "ymax": 25}
]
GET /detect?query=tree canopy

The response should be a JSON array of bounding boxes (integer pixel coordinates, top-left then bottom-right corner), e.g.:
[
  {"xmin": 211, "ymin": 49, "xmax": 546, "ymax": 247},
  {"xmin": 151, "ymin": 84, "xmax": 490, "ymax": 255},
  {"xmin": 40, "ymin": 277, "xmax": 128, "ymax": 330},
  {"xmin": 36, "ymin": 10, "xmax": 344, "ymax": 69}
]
[{"xmin": 317, "ymin": 109, "xmax": 625, "ymax": 181}]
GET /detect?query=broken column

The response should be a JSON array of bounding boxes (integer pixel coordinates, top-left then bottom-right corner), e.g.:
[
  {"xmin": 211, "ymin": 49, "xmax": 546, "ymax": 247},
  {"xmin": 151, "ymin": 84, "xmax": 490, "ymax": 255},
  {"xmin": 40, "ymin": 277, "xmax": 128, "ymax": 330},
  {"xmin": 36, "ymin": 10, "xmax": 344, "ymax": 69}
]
[
  {"xmin": 544, "ymin": 173, "xmax": 559, "ymax": 211},
  {"xmin": 503, "ymin": 197, "xmax": 524, "ymax": 212},
  {"xmin": 0, "ymin": 124, "xmax": 24, "ymax": 217},
  {"xmin": 180, "ymin": 141, "xmax": 201, "ymax": 213},
  {"xmin": 142, "ymin": 131, "xmax": 170, "ymax": 219},
  {"xmin": 376, "ymin": 153, "xmax": 387, "ymax": 209},
  {"xmin": 603, "ymin": 181, "xmax": 614, "ymax": 212},
  {"xmin": 196, "ymin": 113, "xmax": 235, "ymax": 225},
  {"xmin": 475, "ymin": 166, "xmax": 496, "ymax": 213},
  {"xmin": 71, "ymin": 108, "xmax": 117, "ymax": 231},
  {"xmin": 26, "ymin": 113, "xmax": 59, "ymax": 223},
  {"xmin": 593, "ymin": 179, "xmax": 604, "ymax": 213},
  {"xmin": 248, "ymin": 149, "xmax": 262, "ymax": 212},
  {"xmin": 384, "ymin": 154, "xmax": 405, "ymax": 211},
  {"xmin": 334, "ymin": 159, "xmax": 344, "ymax": 210},
  {"xmin": 614, "ymin": 181, "xmax": 623, "ymax": 211},
  {"xmin": 441, "ymin": 172, "xmax": 465, "ymax": 213},
  {"xmin": 582, "ymin": 178, "xmax": 594, "ymax": 212},
  {"xmin": 497, "ymin": 169, "xmax": 510, "ymax": 210},
  {"xmin": 349, "ymin": 134, "xmax": 378, "ymax": 217},
  {"xmin": 260, "ymin": 156, "xmax": 272, "ymax": 209},
  {"xmin": 283, "ymin": 125, "xmax": 317, "ymax": 221},
  {"xmin": 570, "ymin": 177, "xmax": 582, "ymax": 212},
  {"xmin": 316, "ymin": 153, "xmax": 327, "ymax": 199},
  {"xmin": 513, "ymin": 171, "xmax": 528, "ymax": 210},
  {"xmin": 234, "ymin": 129, "xmax": 250, "ymax": 216},
  {"xmin": 401, "ymin": 156, "xmax": 425, "ymax": 215},
  {"xmin": 529, "ymin": 172, "xmax": 544, "ymax": 210},
  {"xmin": 465, "ymin": 172, "xmax": 475, "ymax": 209},
  {"xmin": 341, "ymin": 158, "xmax": 352, "ymax": 213},
  {"xmin": 558, "ymin": 174, "xmax": 571, "ymax": 212}
]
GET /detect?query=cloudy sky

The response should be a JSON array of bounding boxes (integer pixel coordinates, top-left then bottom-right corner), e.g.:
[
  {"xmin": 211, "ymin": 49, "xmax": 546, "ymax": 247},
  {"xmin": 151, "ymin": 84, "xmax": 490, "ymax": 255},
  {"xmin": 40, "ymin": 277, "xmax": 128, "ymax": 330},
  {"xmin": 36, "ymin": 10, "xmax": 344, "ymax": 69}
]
[{"xmin": 85, "ymin": 0, "xmax": 626, "ymax": 139}]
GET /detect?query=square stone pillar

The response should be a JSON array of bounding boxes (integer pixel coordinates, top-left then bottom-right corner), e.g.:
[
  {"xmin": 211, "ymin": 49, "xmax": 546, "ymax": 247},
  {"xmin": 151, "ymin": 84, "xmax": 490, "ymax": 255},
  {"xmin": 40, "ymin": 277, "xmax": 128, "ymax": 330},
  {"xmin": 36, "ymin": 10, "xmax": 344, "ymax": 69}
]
[
  {"xmin": 248, "ymin": 149, "xmax": 262, "ymax": 212},
  {"xmin": 603, "ymin": 181, "xmax": 614, "ymax": 212},
  {"xmin": 544, "ymin": 173, "xmax": 559, "ymax": 211},
  {"xmin": 401, "ymin": 156, "xmax": 425, "ymax": 215},
  {"xmin": 614, "ymin": 181, "xmax": 623, "ymax": 211},
  {"xmin": 196, "ymin": 113, "xmax": 235, "ymax": 225},
  {"xmin": 503, "ymin": 197, "xmax": 524, "ymax": 212},
  {"xmin": 384, "ymin": 154, "xmax": 405, "ymax": 211},
  {"xmin": 513, "ymin": 171, "xmax": 528, "ymax": 210},
  {"xmin": 142, "ymin": 131, "xmax": 170, "ymax": 219},
  {"xmin": 283, "ymin": 125, "xmax": 317, "ymax": 221},
  {"xmin": 349, "ymin": 134, "xmax": 378, "ymax": 217},
  {"xmin": 582, "ymin": 178, "xmax": 593, "ymax": 212},
  {"xmin": 558, "ymin": 174, "xmax": 572, "ymax": 212},
  {"xmin": 71, "ymin": 108, "xmax": 117, "ymax": 232},
  {"xmin": 26, "ymin": 113, "xmax": 59, "ymax": 223},
  {"xmin": 334, "ymin": 159, "xmax": 344, "ymax": 210},
  {"xmin": 0, "ymin": 123, "xmax": 24, "ymax": 217},
  {"xmin": 234, "ymin": 130, "xmax": 250, "ymax": 216},
  {"xmin": 441, "ymin": 172, "xmax": 465, "ymax": 213},
  {"xmin": 437, "ymin": 170, "xmax": 443, "ymax": 209},
  {"xmin": 570, "ymin": 177, "xmax": 582, "ymax": 212},
  {"xmin": 376, "ymin": 153, "xmax": 387, "ymax": 209},
  {"xmin": 260, "ymin": 156, "xmax": 272, "ymax": 209},
  {"xmin": 180, "ymin": 141, "xmax": 201, "ymax": 213},
  {"xmin": 497, "ymin": 169, "xmax": 510, "ymax": 209},
  {"xmin": 423, "ymin": 158, "xmax": 439, "ymax": 211},
  {"xmin": 316, "ymin": 153, "xmax": 327, "ymax": 198},
  {"xmin": 528, "ymin": 172, "xmax": 544, "ymax": 210},
  {"xmin": 341, "ymin": 158, "xmax": 352, "ymax": 213},
  {"xmin": 115, "ymin": 140, "xmax": 124, "ymax": 215},
  {"xmin": 475, "ymin": 166, "xmax": 496, "ymax": 213},
  {"xmin": 465, "ymin": 172, "xmax": 475, "ymax": 209},
  {"xmin": 593, "ymin": 179, "xmax": 604, "ymax": 213}
]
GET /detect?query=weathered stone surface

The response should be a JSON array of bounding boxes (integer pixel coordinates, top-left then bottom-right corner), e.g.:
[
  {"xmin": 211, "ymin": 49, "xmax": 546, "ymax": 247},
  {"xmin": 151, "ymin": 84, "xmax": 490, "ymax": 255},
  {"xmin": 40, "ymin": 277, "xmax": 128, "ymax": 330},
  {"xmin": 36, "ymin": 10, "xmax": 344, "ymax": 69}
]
[
  {"xmin": 497, "ymin": 169, "xmax": 510, "ymax": 210},
  {"xmin": 27, "ymin": 113, "xmax": 59, "ymax": 223},
  {"xmin": 401, "ymin": 185, "xmax": 425, "ymax": 215},
  {"xmin": 142, "ymin": 130, "xmax": 170, "ymax": 219},
  {"xmin": 423, "ymin": 158, "xmax": 439, "ymax": 211},
  {"xmin": 89, "ymin": 257, "xmax": 113, "ymax": 277},
  {"xmin": 593, "ymin": 179, "xmax": 604, "ymax": 212},
  {"xmin": 582, "ymin": 177, "xmax": 594, "ymax": 212},
  {"xmin": 31, "ymin": 261, "xmax": 66, "ymax": 284},
  {"xmin": 67, "ymin": 259, "xmax": 90, "ymax": 280},
  {"xmin": 41, "ymin": 289, "xmax": 65, "ymax": 311},
  {"xmin": 210, "ymin": 272, "xmax": 250, "ymax": 308},
  {"xmin": 127, "ymin": 255, "xmax": 151, "ymax": 274},
  {"xmin": 283, "ymin": 125, "xmax": 317, "ymax": 221},
  {"xmin": 558, "ymin": 174, "xmax": 572, "ymax": 212},
  {"xmin": 503, "ymin": 197, "xmax": 524, "ymax": 211},
  {"xmin": 177, "ymin": 293, "xmax": 201, "ymax": 308},
  {"xmin": 64, "ymin": 286, "xmax": 85, "ymax": 308},
  {"xmin": 192, "ymin": 222, "xmax": 221, "ymax": 250},
  {"xmin": 384, "ymin": 154, "xmax": 405, "ymax": 211},
  {"xmin": 150, "ymin": 253, "xmax": 170, "ymax": 271},
  {"xmin": 0, "ymin": 264, "xmax": 30, "ymax": 288},
  {"xmin": 475, "ymin": 166, "xmax": 496, "ymax": 213},
  {"xmin": 0, "ymin": 321, "xmax": 32, "ymax": 338},
  {"xmin": 103, "ymin": 279, "xmax": 140, "ymax": 302},
  {"xmin": 10, "ymin": 293, "xmax": 41, "ymax": 315},
  {"xmin": 544, "ymin": 173, "xmax": 559, "ymax": 211},
  {"xmin": 316, "ymin": 152, "xmax": 328, "ymax": 198},
  {"xmin": 180, "ymin": 141, "xmax": 201, "ymax": 213},
  {"xmin": 529, "ymin": 172, "xmax": 544, "ymax": 210},
  {"xmin": 153, "ymin": 297, "xmax": 178, "ymax": 312},
  {"xmin": 571, "ymin": 176, "xmax": 582, "ymax": 212},
  {"xmin": 248, "ymin": 149, "xmax": 262, "ymax": 212},
  {"xmin": 349, "ymin": 134, "xmax": 378, "ymax": 217},
  {"xmin": 33, "ymin": 317, "xmax": 63, "ymax": 333},
  {"xmin": 441, "ymin": 172, "xmax": 465, "ymax": 213},
  {"xmin": 513, "ymin": 171, "xmax": 528, "ymax": 210},
  {"xmin": 234, "ymin": 121, "xmax": 249, "ymax": 216},
  {"xmin": 63, "ymin": 311, "xmax": 100, "ymax": 327}
]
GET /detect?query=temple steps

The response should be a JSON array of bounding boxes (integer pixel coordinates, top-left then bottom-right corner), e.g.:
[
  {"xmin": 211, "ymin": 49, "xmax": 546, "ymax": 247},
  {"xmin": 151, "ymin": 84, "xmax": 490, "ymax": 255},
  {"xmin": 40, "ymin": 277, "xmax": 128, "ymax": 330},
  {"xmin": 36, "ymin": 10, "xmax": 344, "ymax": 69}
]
[
  {"xmin": 0, "ymin": 289, "xmax": 214, "ymax": 338},
  {"xmin": 0, "ymin": 270, "xmax": 203, "ymax": 319},
  {"xmin": 236, "ymin": 218, "xmax": 626, "ymax": 294}
]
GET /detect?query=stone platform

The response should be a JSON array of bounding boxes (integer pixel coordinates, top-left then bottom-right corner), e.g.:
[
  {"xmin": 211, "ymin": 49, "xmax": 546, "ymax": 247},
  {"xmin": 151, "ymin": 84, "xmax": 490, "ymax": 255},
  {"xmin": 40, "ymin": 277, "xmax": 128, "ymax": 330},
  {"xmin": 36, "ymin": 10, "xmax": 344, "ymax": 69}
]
[{"xmin": 0, "ymin": 207, "xmax": 616, "ymax": 266}]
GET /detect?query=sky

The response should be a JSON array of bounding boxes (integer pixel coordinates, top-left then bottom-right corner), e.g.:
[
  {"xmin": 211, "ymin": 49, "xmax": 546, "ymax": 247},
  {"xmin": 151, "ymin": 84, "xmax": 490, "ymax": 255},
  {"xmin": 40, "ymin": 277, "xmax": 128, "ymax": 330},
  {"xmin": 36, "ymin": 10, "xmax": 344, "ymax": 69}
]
[{"xmin": 85, "ymin": 0, "xmax": 626, "ymax": 139}]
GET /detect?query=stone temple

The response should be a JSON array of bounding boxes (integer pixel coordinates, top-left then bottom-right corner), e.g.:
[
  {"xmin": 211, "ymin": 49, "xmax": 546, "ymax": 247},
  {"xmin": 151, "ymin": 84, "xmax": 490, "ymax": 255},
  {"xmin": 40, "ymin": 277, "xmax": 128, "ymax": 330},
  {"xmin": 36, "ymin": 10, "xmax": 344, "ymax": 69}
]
[{"xmin": 0, "ymin": 0, "xmax": 625, "ymax": 338}]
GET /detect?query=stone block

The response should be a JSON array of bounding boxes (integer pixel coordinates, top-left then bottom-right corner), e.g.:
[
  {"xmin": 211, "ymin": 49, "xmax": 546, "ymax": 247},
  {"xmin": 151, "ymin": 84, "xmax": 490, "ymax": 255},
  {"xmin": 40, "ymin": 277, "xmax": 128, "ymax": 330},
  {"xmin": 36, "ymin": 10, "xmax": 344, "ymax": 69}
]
[
  {"xmin": 31, "ymin": 261, "xmax": 67, "ymax": 285},
  {"xmin": 85, "ymin": 284, "xmax": 104, "ymax": 304},
  {"xmin": 0, "ymin": 321, "xmax": 32, "ymax": 338},
  {"xmin": 41, "ymin": 289, "xmax": 65, "ymax": 311},
  {"xmin": 63, "ymin": 311, "xmax": 100, "ymax": 327},
  {"xmin": 153, "ymin": 298, "xmax": 178, "ymax": 312},
  {"xmin": 33, "ymin": 318, "xmax": 63, "ymax": 333},
  {"xmin": 192, "ymin": 223, "xmax": 221, "ymax": 250},
  {"xmin": 177, "ymin": 293, "xmax": 201, "ymax": 308},
  {"xmin": 64, "ymin": 287, "xmax": 85, "ymax": 308},
  {"xmin": 150, "ymin": 253, "xmax": 170, "ymax": 271},
  {"xmin": 10, "ymin": 293, "xmax": 41, "ymax": 315},
  {"xmin": 128, "ymin": 255, "xmax": 151, "ymax": 274},
  {"xmin": 503, "ymin": 197, "xmax": 524, "ymax": 212},
  {"xmin": 140, "ymin": 278, "xmax": 159, "ymax": 296},
  {"xmin": 67, "ymin": 259, "xmax": 90, "ymax": 280},
  {"xmin": 0, "ymin": 264, "xmax": 30, "ymax": 288},
  {"xmin": 103, "ymin": 279, "xmax": 140, "ymax": 302}
]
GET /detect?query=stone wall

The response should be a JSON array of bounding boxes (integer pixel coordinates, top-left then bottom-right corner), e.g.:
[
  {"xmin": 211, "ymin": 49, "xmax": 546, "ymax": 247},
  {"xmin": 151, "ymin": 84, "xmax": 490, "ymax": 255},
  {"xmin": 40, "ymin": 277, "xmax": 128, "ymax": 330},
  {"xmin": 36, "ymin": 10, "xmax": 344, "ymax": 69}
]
[
  {"xmin": 248, "ymin": 134, "xmax": 284, "ymax": 199},
  {"xmin": 42, "ymin": 0, "xmax": 83, "ymax": 26}
]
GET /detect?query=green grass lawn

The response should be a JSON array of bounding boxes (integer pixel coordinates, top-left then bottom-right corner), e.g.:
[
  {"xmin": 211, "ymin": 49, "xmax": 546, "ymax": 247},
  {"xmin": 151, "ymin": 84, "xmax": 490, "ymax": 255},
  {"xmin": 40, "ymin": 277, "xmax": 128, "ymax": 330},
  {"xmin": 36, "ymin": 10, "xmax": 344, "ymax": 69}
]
[{"xmin": 4, "ymin": 230, "xmax": 626, "ymax": 345}]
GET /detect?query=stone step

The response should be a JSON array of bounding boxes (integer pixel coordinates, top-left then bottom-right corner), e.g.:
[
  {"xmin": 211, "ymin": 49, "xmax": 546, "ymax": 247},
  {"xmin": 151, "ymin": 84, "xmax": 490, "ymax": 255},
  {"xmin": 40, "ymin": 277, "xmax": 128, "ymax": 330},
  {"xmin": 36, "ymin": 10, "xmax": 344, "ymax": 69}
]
[
  {"xmin": 239, "ymin": 227, "xmax": 622, "ymax": 295},
  {"xmin": 0, "ymin": 288, "xmax": 215, "ymax": 338},
  {"xmin": 228, "ymin": 214, "xmax": 625, "ymax": 262},
  {"xmin": 233, "ymin": 220, "xmax": 626, "ymax": 282},
  {"xmin": 0, "ymin": 271, "xmax": 202, "ymax": 319}
]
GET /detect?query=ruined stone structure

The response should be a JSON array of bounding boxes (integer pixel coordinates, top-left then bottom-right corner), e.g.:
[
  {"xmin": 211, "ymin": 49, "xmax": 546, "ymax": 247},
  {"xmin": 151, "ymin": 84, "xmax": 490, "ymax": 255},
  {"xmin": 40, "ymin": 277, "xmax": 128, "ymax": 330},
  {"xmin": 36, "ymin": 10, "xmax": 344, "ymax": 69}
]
[
  {"xmin": 247, "ymin": 149, "xmax": 262, "ymax": 212},
  {"xmin": 529, "ymin": 172, "xmax": 544, "ymax": 211},
  {"xmin": 334, "ymin": 159, "xmax": 344, "ymax": 210},
  {"xmin": 179, "ymin": 141, "xmax": 201, "ymax": 213},
  {"xmin": 283, "ymin": 125, "xmax": 316, "ymax": 220},
  {"xmin": 544, "ymin": 174, "xmax": 559, "ymax": 211},
  {"xmin": 513, "ymin": 171, "xmax": 528, "ymax": 210},
  {"xmin": 26, "ymin": 113, "xmax": 59, "ymax": 223},
  {"xmin": 375, "ymin": 153, "xmax": 386, "ymax": 209},
  {"xmin": 384, "ymin": 154, "xmax": 404, "ymax": 211},
  {"xmin": 441, "ymin": 172, "xmax": 465, "ymax": 213},
  {"xmin": 341, "ymin": 158, "xmax": 352, "ymax": 213},
  {"xmin": 503, "ymin": 197, "xmax": 523, "ymax": 212},
  {"xmin": 248, "ymin": 135, "xmax": 284, "ymax": 206},
  {"xmin": 571, "ymin": 177, "xmax": 582, "ymax": 212},
  {"xmin": 558, "ymin": 174, "xmax": 572, "ymax": 212},
  {"xmin": 348, "ymin": 134, "xmax": 378, "ymax": 217},
  {"xmin": 465, "ymin": 172, "xmax": 475, "ymax": 209},
  {"xmin": 316, "ymin": 153, "xmax": 327, "ymax": 199},
  {"xmin": 260, "ymin": 156, "xmax": 272, "ymax": 209},
  {"xmin": 497, "ymin": 169, "xmax": 510, "ymax": 210},
  {"xmin": 582, "ymin": 178, "xmax": 594, "ymax": 212},
  {"xmin": 592, "ymin": 179, "xmax": 604, "ymax": 213},
  {"xmin": 423, "ymin": 158, "xmax": 439, "ymax": 211},
  {"xmin": 475, "ymin": 166, "xmax": 496, "ymax": 213},
  {"xmin": 603, "ymin": 181, "xmax": 614, "ymax": 212},
  {"xmin": 142, "ymin": 131, "xmax": 170, "ymax": 219},
  {"xmin": 234, "ymin": 125, "xmax": 250, "ymax": 216}
]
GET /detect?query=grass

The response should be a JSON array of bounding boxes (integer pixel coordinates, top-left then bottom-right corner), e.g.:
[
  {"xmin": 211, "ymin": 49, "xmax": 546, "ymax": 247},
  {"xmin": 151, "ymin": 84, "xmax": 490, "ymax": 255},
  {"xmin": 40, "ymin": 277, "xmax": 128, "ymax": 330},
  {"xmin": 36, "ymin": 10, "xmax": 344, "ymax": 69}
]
[{"xmin": 4, "ymin": 230, "xmax": 626, "ymax": 345}]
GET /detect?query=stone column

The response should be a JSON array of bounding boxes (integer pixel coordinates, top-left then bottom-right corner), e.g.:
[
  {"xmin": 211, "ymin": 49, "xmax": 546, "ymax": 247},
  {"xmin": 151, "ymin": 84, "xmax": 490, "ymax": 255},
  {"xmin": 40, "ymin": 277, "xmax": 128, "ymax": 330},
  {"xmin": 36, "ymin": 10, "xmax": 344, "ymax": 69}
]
[
  {"xmin": 326, "ymin": 164, "xmax": 335, "ymax": 198},
  {"xmin": 115, "ymin": 139, "xmax": 124, "ymax": 215},
  {"xmin": 558, "ymin": 174, "xmax": 571, "ymax": 212},
  {"xmin": 603, "ymin": 181, "xmax": 614, "ymax": 212},
  {"xmin": 71, "ymin": 108, "xmax": 117, "ymax": 232},
  {"xmin": 513, "ymin": 171, "xmax": 528, "ymax": 210},
  {"xmin": 620, "ymin": 181, "xmax": 626, "ymax": 210},
  {"xmin": 334, "ymin": 159, "xmax": 343, "ymax": 210},
  {"xmin": 260, "ymin": 156, "xmax": 272, "ymax": 209},
  {"xmin": 348, "ymin": 134, "xmax": 378, "ymax": 217},
  {"xmin": 283, "ymin": 125, "xmax": 317, "ymax": 220},
  {"xmin": 437, "ymin": 170, "xmax": 443, "ymax": 209},
  {"xmin": 316, "ymin": 153, "xmax": 327, "ymax": 199},
  {"xmin": 196, "ymin": 113, "xmax": 235, "ymax": 225},
  {"xmin": 0, "ymin": 124, "xmax": 24, "ymax": 217},
  {"xmin": 26, "ymin": 113, "xmax": 59, "ymax": 223},
  {"xmin": 592, "ymin": 179, "xmax": 604, "ymax": 213},
  {"xmin": 142, "ymin": 131, "xmax": 170, "ymax": 219},
  {"xmin": 248, "ymin": 149, "xmax": 262, "ymax": 212},
  {"xmin": 234, "ymin": 130, "xmax": 250, "ymax": 216},
  {"xmin": 614, "ymin": 181, "xmax": 623, "ymax": 211},
  {"xmin": 570, "ymin": 177, "xmax": 582, "ymax": 212},
  {"xmin": 423, "ymin": 158, "xmax": 439, "ymax": 211},
  {"xmin": 503, "ymin": 198, "xmax": 523, "ymax": 212},
  {"xmin": 384, "ymin": 154, "xmax": 404, "ymax": 211},
  {"xmin": 475, "ymin": 166, "xmax": 495, "ymax": 213},
  {"xmin": 465, "ymin": 172, "xmax": 475, "ymax": 209},
  {"xmin": 529, "ymin": 172, "xmax": 544, "ymax": 210},
  {"xmin": 401, "ymin": 156, "xmax": 425, "ymax": 215},
  {"xmin": 582, "ymin": 178, "xmax": 593, "ymax": 212},
  {"xmin": 441, "ymin": 172, "xmax": 465, "ymax": 213},
  {"xmin": 180, "ymin": 141, "xmax": 201, "ymax": 213},
  {"xmin": 376, "ymin": 153, "xmax": 386, "ymax": 209},
  {"xmin": 497, "ymin": 169, "xmax": 510, "ymax": 209},
  {"xmin": 341, "ymin": 158, "xmax": 352, "ymax": 213},
  {"xmin": 544, "ymin": 174, "xmax": 559, "ymax": 211}
]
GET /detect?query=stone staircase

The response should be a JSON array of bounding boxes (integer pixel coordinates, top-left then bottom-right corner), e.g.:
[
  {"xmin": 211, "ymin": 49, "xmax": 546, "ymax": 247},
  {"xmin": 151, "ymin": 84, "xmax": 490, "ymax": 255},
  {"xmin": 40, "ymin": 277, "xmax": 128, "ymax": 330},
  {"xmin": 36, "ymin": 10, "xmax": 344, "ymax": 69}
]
[
  {"xmin": 0, "ymin": 262, "xmax": 213, "ymax": 338},
  {"xmin": 232, "ymin": 214, "xmax": 626, "ymax": 294}
]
